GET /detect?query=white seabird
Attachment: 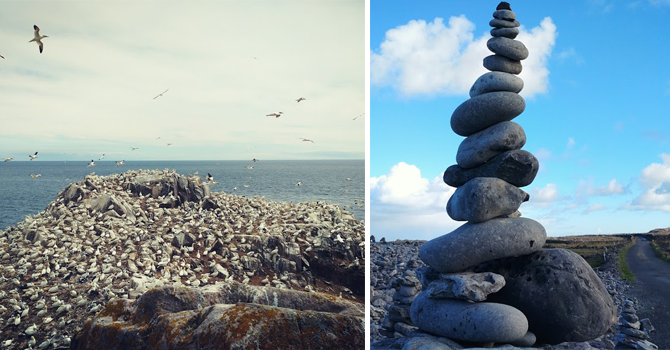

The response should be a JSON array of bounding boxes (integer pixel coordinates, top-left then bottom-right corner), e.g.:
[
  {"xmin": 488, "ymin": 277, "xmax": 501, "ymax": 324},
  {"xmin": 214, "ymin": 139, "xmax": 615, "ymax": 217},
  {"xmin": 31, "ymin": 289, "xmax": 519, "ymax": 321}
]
[
  {"xmin": 115, "ymin": 160, "xmax": 125, "ymax": 166},
  {"xmin": 153, "ymin": 89, "xmax": 169, "ymax": 100},
  {"xmin": 87, "ymin": 160, "xmax": 95, "ymax": 167},
  {"xmin": 296, "ymin": 181, "xmax": 301, "ymax": 186},
  {"xmin": 345, "ymin": 178, "xmax": 352, "ymax": 181},
  {"xmin": 130, "ymin": 147, "xmax": 139, "ymax": 151},
  {"xmin": 298, "ymin": 138, "xmax": 314, "ymax": 143},
  {"xmin": 0, "ymin": 55, "xmax": 4, "ymax": 59},
  {"xmin": 266, "ymin": 112, "xmax": 283, "ymax": 118},
  {"xmin": 246, "ymin": 166, "xmax": 254, "ymax": 170},
  {"xmin": 30, "ymin": 174, "xmax": 42, "ymax": 179},
  {"xmin": 29, "ymin": 25, "xmax": 48, "ymax": 54},
  {"xmin": 334, "ymin": 234, "xmax": 345, "ymax": 243},
  {"xmin": 353, "ymin": 113, "xmax": 364, "ymax": 120},
  {"xmin": 252, "ymin": 158, "xmax": 259, "ymax": 162},
  {"xmin": 4, "ymin": 157, "xmax": 13, "ymax": 162},
  {"xmin": 296, "ymin": 97, "xmax": 306, "ymax": 103},
  {"xmin": 207, "ymin": 173, "xmax": 214, "ymax": 183},
  {"xmin": 29, "ymin": 152, "xmax": 38, "ymax": 161},
  {"xmin": 98, "ymin": 154, "xmax": 105, "ymax": 160}
]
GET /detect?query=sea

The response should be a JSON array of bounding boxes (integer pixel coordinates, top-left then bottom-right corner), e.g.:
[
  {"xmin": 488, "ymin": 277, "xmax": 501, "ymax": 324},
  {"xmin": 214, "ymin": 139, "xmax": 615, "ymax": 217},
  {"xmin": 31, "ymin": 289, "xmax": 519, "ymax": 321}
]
[{"xmin": 0, "ymin": 160, "xmax": 364, "ymax": 230}]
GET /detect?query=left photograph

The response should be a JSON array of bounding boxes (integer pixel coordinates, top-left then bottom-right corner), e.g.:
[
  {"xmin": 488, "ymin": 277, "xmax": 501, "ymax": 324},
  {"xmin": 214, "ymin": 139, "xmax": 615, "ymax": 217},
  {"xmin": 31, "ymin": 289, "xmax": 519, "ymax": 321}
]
[{"xmin": 0, "ymin": 1, "xmax": 365, "ymax": 349}]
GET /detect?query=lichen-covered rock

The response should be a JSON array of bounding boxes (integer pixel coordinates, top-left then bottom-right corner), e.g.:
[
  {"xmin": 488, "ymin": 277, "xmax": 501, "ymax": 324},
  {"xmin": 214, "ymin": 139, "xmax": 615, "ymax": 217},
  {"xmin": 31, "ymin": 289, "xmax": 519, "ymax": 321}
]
[{"xmin": 73, "ymin": 282, "xmax": 364, "ymax": 350}]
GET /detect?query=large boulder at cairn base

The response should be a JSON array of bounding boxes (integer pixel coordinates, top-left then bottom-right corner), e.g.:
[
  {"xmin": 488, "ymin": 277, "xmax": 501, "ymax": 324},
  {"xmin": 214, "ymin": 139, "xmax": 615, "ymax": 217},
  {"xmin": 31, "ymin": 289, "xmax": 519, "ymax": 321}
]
[
  {"xmin": 450, "ymin": 91, "xmax": 525, "ymax": 136},
  {"xmin": 444, "ymin": 150, "xmax": 539, "ymax": 188},
  {"xmin": 474, "ymin": 248, "xmax": 617, "ymax": 344},
  {"xmin": 73, "ymin": 282, "xmax": 364, "ymax": 350},
  {"xmin": 447, "ymin": 177, "xmax": 529, "ymax": 223},
  {"xmin": 410, "ymin": 292, "xmax": 528, "ymax": 343},
  {"xmin": 420, "ymin": 218, "xmax": 546, "ymax": 273}
]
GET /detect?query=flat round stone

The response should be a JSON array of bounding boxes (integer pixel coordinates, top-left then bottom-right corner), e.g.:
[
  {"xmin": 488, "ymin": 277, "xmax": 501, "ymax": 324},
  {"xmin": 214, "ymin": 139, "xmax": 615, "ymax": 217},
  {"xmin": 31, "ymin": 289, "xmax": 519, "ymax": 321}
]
[
  {"xmin": 419, "ymin": 217, "xmax": 547, "ymax": 273},
  {"xmin": 491, "ymin": 27, "xmax": 519, "ymax": 39},
  {"xmin": 456, "ymin": 121, "xmax": 526, "ymax": 168},
  {"xmin": 410, "ymin": 293, "xmax": 528, "ymax": 343},
  {"xmin": 470, "ymin": 71, "xmax": 524, "ymax": 97},
  {"xmin": 490, "ymin": 18, "xmax": 520, "ymax": 28},
  {"xmin": 487, "ymin": 37, "xmax": 529, "ymax": 61},
  {"xmin": 447, "ymin": 177, "xmax": 529, "ymax": 223},
  {"xmin": 493, "ymin": 9, "xmax": 516, "ymax": 21},
  {"xmin": 484, "ymin": 55, "xmax": 522, "ymax": 74},
  {"xmin": 450, "ymin": 91, "xmax": 525, "ymax": 137},
  {"xmin": 444, "ymin": 150, "xmax": 540, "ymax": 188}
]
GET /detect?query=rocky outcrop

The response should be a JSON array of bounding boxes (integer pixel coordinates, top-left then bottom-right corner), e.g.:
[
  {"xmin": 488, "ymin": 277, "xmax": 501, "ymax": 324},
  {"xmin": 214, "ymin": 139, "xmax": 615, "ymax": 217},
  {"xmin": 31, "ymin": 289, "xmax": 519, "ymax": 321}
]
[
  {"xmin": 0, "ymin": 169, "xmax": 364, "ymax": 350},
  {"xmin": 73, "ymin": 282, "xmax": 364, "ymax": 350}
]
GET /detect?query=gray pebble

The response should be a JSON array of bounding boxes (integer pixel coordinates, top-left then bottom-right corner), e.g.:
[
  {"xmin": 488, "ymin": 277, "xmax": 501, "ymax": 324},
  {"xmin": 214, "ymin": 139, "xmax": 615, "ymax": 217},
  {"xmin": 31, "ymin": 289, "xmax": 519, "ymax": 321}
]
[
  {"xmin": 489, "ymin": 18, "xmax": 520, "ymax": 28},
  {"xmin": 493, "ymin": 9, "xmax": 516, "ymax": 21},
  {"xmin": 483, "ymin": 55, "xmax": 522, "ymax": 74},
  {"xmin": 450, "ymin": 91, "xmax": 525, "ymax": 137},
  {"xmin": 456, "ymin": 121, "xmax": 526, "ymax": 169},
  {"xmin": 447, "ymin": 177, "xmax": 529, "ymax": 223},
  {"xmin": 487, "ymin": 37, "xmax": 529, "ymax": 61},
  {"xmin": 444, "ymin": 150, "xmax": 539, "ymax": 188},
  {"xmin": 491, "ymin": 27, "xmax": 519, "ymax": 39},
  {"xmin": 470, "ymin": 71, "xmax": 524, "ymax": 97}
]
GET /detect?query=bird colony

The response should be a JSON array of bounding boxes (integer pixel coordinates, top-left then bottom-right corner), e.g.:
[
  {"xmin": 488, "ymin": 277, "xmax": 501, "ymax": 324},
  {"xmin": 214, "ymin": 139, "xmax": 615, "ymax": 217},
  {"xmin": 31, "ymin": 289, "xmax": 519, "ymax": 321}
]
[
  {"xmin": 374, "ymin": 3, "xmax": 616, "ymax": 348},
  {"xmin": 0, "ymin": 169, "xmax": 364, "ymax": 349}
]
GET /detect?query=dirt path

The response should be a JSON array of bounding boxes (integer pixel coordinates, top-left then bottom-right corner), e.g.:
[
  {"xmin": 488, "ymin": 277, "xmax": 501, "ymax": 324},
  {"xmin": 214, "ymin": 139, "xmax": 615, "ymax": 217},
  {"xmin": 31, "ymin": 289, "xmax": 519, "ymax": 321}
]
[{"xmin": 626, "ymin": 238, "xmax": 670, "ymax": 348}]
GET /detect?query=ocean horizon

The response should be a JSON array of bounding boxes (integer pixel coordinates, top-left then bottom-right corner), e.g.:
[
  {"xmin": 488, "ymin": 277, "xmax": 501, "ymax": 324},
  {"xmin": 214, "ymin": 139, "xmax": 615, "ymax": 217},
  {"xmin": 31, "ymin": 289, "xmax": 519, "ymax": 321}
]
[{"xmin": 0, "ymin": 159, "xmax": 364, "ymax": 230}]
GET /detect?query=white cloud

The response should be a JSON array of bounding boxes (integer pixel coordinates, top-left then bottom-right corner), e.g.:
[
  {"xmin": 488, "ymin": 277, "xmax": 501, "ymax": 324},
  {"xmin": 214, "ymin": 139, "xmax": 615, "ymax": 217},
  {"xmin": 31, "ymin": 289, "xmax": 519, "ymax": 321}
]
[
  {"xmin": 567, "ymin": 137, "xmax": 576, "ymax": 150},
  {"xmin": 630, "ymin": 154, "xmax": 670, "ymax": 212},
  {"xmin": 590, "ymin": 179, "xmax": 626, "ymax": 196},
  {"xmin": 370, "ymin": 162, "xmax": 460, "ymax": 240},
  {"xmin": 583, "ymin": 203, "xmax": 606, "ymax": 214},
  {"xmin": 371, "ymin": 15, "xmax": 556, "ymax": 98},
  {"xmin": 530, "ymin": 183, "xmax": 559, "ymax": 206}
]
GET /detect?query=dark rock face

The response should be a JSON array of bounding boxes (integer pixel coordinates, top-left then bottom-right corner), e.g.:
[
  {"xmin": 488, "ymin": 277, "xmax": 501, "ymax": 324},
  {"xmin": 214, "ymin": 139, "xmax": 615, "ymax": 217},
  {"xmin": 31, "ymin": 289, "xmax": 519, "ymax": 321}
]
[
  {"xmin": 73, "ymin": 282, "xmax": 364, "ymax": 350},
  {"xmin": 123, "ymin": 173, "xmax": 211, "ymax": 207},
  {"xmin": 443, "ymin": 150, "xmax": 539, "ymax": 188},
  {"xmin": 475, "ymin": 248, "xmax": 617, "ymax": 344}
]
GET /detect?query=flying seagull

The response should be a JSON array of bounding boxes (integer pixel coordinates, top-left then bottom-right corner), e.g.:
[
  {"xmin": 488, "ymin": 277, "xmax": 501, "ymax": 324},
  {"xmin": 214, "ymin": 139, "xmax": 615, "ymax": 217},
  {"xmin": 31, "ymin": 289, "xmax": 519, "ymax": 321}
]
[
  {"xmin": 30, "ymin": 174, "xmax": 42, "ymax": 179},
  {"xmin": 0, "ymin": 55, "xmax": 4, "ymax": 59},
  {"xmin": 266, "ymin": 112, "xmax": 283, "ymax": 118},
  {"xmin": 296, "ymin": 97, "xmax": 306, "ymax": 103},
  {"xmin": 4, "ymin": 157, "xmax": 13, "ymax": 162},
  {"xmin": 153, "ymin": 89, "xmax": 169, "ymax": 100},
  {"xmin": 130, "ymin": 147, "xmax": 139, "ymax": 151},
  {"xmin": 98, "ymin": 154, "xmax": 105, "ymax": 160},
  {"xmin": 296, "ymin": 181, "xmax": 302, "ymax": 186},
  {"xmin": 115, "ymin": 160, "xmax": 125, "ymax": 166},
  {"xmin": 246, "ymin": 166, "xmax": 254, "ymax": 170},
  {"xmin": 166, "ymin": 143, "xmax": 173, "ymax": 146},
  {"xmin": 298, "ymin": 138, "xmax": 314, "ymax": 143},
  {"xmin": 207, "ymin": 173, "xmax": 214, "ymax": 183},
  {"xmin": 29, "ymin": 25, "xmax": 48, "ymax": 54},
  {"xmin": 29, "ymin": 152, "xmax": 38, "ymax": 161},
  {"xmin": 87, "ymin": 160, "xmax": 96, "ymax": 167},
  {"xmin": 353, "ymin": 113, "xmax": 364, "ymax": 120},
  {"xmin": 252, "ymin": 158, "xmax": 259, "ymax": 162}
]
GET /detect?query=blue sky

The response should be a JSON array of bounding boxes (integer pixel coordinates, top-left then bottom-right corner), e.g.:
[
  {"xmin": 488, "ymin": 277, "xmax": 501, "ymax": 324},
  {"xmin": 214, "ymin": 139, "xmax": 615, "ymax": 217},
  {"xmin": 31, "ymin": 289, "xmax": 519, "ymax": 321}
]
[
  {"xmin": 0, "ymin": 1, "xmax": 364, "ymax": 162},
  {"xmin": 370, "ymin": 0, "xmax": 670, "ymax": 240}
]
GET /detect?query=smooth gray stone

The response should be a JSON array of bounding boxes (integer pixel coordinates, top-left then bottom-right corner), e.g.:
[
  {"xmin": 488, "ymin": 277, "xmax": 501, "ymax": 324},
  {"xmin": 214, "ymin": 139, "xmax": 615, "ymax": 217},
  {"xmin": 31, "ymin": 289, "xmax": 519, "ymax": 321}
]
[
  {"xmin": 450, "ymin": 92, "xmax": 525, "ymax": 137},
  {"xmin": 370, "ymin": 333, "xmax": 464, "ymax": 350},
  {"xmin": 489, "ymin": 18, "xmax": 520, "ymax": 28},
  {"xmin": 510, "ymin": 331, "xmax": 536, "ymax": 347},
  {"xmin": 420, "ymin": 218, "xmax": 546, "ymax": 273},
  {"xmin": 470, "ymin": 71, "xmax": 523, "ymax": 97},
  {"xmin": 456, "ymin": 121, "xmax": 526, "ymax": 168},
  {"xmin": 497, "ymin": 2, "xmax": 511, "ymax": 10},
  {"xmin": 447, "ymin": 177, "xmax": 529, "ymax": 223},
  {"xmin": 444, "ymin": 150, "xmax": 539, "ymax": 188},
  {"xmin": 410, "ymin": 292, "xmax": 528, "ymax": 343},
  {"xmin": 483, "ymin": 55, "xmax": 522, "ymax": 74},
  {"xmin": 493, "ymin": 9, "xmax": 516, "ymax": 21},
  {"xmin": 491, "ymin": 27, "xmax": 519, "ymax": 39},
  {"xmin": 640, "ymin": 318, "xmax": 655, "ymax": 333},
  {"xmin": 423, "ymin": 272, "xmax": 505, "ymax": 302},
  {"xmin": 487, "ymin": 37, "xmax": 529, "ymax": 61},
  {"xmin": 619, "ymin": 326, "xmax": 650, "ymax": 339},
  {"xmin": 475, "ymin": 248, "xmax": 617, "ymax": 344}
]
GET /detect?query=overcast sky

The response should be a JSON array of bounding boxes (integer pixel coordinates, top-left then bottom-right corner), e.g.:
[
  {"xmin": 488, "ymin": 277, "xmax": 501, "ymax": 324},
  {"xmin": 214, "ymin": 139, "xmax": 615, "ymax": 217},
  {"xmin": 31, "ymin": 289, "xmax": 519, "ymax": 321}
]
[
  {"xmin": 371, "ymin": 0, "xmax": 670, "ymax": 239},
  {"xmin": 0, "ymin": 0, "xmax": 364, "ymax": 162}
]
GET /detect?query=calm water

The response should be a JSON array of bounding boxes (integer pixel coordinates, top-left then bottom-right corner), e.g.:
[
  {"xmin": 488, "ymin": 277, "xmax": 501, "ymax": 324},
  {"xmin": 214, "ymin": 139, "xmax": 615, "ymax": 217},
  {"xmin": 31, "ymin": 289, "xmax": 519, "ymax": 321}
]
[{"xmin": 0, "ymin": 160, "xmax": 364, "ymax": 230}]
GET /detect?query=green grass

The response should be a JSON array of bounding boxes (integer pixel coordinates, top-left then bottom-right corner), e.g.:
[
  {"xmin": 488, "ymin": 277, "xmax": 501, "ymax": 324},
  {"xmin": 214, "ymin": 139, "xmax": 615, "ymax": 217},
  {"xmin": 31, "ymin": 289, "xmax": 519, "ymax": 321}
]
[
  {"xmin": 617, "ymin": 239, "xmax": 636, "ymax": 282},
  {"xmin": 544, "ymin": 235, "xmax": 629, "ymax": 268},
  {"xmin": 651, "ymin": 241, "xmax": 670, "ymax": 264}
]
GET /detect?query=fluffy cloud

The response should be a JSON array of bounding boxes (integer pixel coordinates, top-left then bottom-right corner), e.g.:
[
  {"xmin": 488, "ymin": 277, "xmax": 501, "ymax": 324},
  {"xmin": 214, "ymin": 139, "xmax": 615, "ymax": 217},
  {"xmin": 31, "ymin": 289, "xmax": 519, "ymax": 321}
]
[
  {"xmin": 370, "ymin": 162, "xmax": 460, "ymax": 240},
  {"xmin": 630, "ymin": 154, "xmax": 670, "ymax": 212},
  {"xmin": 586, "ymin": 179, "xmax": 626, "ymax": 196},
  {"xmin": 371, "ymin": 16, "xmax": 556, "ymax": 98},
  {"xmin": 583, "ymin": 203, "xmax": 606, "ymax": 214},
  {"xmin": 530, "ymin": 183, "xmax": 559, "ymax": 206}
]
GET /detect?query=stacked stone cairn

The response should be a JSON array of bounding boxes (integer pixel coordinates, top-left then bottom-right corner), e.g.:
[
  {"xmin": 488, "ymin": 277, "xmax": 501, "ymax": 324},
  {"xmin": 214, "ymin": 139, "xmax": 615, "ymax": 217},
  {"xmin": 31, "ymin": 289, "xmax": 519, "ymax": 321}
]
[
  {"xmin": 614, "ymin": 299, "xmax": 658, "ymax": 349},
  {"xmin": 380, "ymin": 269, "xmax": 422, "ymax": 337},
  {"xmin": 410, "ymin": 2, "xmax": 617, "ymax": 347}
]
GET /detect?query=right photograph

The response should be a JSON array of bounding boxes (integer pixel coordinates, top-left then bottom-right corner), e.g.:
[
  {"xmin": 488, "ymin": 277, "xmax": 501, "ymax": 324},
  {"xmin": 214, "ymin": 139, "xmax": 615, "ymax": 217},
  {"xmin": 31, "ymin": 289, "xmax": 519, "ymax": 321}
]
[{"xmin": 370, "ymin": 1, "xmax": 670, "ymax": 349}]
